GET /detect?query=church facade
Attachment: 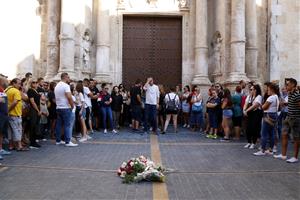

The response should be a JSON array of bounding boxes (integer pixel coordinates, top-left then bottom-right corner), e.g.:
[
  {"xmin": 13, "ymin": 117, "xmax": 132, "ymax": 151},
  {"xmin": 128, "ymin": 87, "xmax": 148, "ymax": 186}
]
[{"xmin": 24, "ymin": 0, "xmax": 299, "ymax": 87}]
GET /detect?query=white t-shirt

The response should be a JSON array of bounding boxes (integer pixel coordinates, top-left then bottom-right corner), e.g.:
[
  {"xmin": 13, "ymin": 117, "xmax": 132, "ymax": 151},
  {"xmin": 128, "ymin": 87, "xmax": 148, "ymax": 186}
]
[
  {"xmin": 72, "ymin": 96, "xmax": 76, "ymax": 113},
  {"xmin": 144, "ymin": 84, "xmax": 160, "ymax": 105},
  {"xmin": 83, "ymin": 86, "xmax": 92, "ymax": 108},
  {"xmin": 54, "ymin": 81, "xmax": 71, "ymax": 109},
  {"xmin": 164, "ymin": 92, "xmax": 180, "ymax": 105},
  {"xmin": 265, "ymin": 94, "xmax": 279, "ymax": 113},
  {"xmin": 75, "ymin": 92, "xmax": 85, "ymax": 107},
  {"xmin": 246, "ymin": 95, "xmax": 262, "ymax": 105}
]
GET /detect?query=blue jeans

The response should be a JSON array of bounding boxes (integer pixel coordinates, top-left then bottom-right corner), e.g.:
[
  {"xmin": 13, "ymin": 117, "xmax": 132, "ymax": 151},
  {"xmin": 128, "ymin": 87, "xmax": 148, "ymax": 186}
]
[
  {"xmin": 101, "ymin": 106, "xmax": 114, "ymax": 129},
  {"xmin": 261, "ymin": 112, "xmax": 278, "ymax": 151},
  {"xmin": 144, "ymin": 104, "xmax": 157, "ymax": 132},
  {"xmin": 190, "ymin": 111, "xmax": 203, "ymax": 128},
  {"xmin": 55, "ymin": 108, "xmax": 72, "ymax": 143},
  {"xmin": 277, "ymin": 112, "xmax": 287, "ymax": 139}
]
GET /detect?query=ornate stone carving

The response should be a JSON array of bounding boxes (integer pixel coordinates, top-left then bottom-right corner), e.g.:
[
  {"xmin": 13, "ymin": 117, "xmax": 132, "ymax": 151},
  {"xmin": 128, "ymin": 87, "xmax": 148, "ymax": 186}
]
[
  {"xmin": 178, "ymin": 0, "xmax": 189, "ymax": 9},
  {"xmin": 212, "ymin": 31, "xmax": 223, "ymax": 76},
  {"xmin": 147, "ymin": 0, "xmax": 157, "ymax": 8},
  {"xmin": 82, "ymin": 31, "xmax": 91, "ymax": 69}
]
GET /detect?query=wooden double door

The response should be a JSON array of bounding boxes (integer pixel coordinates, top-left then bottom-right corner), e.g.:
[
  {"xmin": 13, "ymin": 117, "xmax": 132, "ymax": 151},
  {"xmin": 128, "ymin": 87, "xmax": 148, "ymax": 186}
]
[{"xmin": 122, "ymin": 16, "xmax": 182, "ymax": 88}]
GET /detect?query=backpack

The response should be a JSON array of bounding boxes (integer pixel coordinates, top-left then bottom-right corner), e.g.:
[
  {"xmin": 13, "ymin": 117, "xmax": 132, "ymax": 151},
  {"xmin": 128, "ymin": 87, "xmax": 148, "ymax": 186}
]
[{"xmin": 166, "ymin": 94, "xmax": 178, "ymax": 112}]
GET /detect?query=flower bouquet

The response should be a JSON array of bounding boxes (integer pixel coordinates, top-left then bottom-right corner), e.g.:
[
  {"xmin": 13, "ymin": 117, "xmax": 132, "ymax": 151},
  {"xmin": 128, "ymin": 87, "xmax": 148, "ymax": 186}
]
[{"xmin": 117, "ymin": 155, "xmax": 165, "ymax": 184}]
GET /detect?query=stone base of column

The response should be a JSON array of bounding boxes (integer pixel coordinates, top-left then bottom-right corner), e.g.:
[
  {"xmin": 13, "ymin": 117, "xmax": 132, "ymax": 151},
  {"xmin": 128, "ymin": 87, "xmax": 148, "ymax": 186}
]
[
  {"xmin": 226, "ymin": 72, "xmax": 249, "ymax": 83},
  {"xmin": 212, "ymin": 72, "xmax": 223, "ymax": 83},
  {"xmin": 192, "ymin": 75, "xmax": 211, "ymax": 86},
  {"xmin": 93, "ymin": 73, "xmax": 111, "ymax": 83},
  {"xmin": 44, "ymin": 73, "xmax": 57, "ymax": 81}
]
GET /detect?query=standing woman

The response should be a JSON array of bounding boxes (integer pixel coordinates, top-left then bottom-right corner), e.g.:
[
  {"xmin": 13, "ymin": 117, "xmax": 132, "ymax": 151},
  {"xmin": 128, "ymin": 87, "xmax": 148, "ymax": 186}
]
[
  {"xmin": 254, "ymin": 83, "xmax": 279, "ymax": 156},
  {"xmin": 111, "ymin": 86, "xmax": 123, "ymax": 130},
  {"xmin": 47, "ymin": 82, "xmax": 57, "ymax": 139},
  {"xmin": 162, "ymin": 87, "xmax": 180, "ymax": 134},
  {"xmin": 181, "ymin": 85, "xmax": 191, "ymax": 128},
  {"xmin": 221, "ymin": 88, "xmax": 233, "ymax": 140},
  {"xmin": 231, "ymin": 86, "xmax": 243, "ymax": 140},
  {"xmin": 99, "ymin": 84, "xmax": 117, "ymax": 134},
  {"xmin": 74, "ymin": 82, "xmax": 88, "ymax": 142},
  {"xmin": 190, "ymin": 87, "xmax": 204, "ymax": 132},
  {"xmin": 158, "ymin": 84, "xmax": 166, "ymax": 131},
  {"xmin": 243, "ymin": 84, "xmax": 263, "ymax": 149},
  {"xmin": 27, "ymin": 80, "xmax": 41, "ymax": 148}
]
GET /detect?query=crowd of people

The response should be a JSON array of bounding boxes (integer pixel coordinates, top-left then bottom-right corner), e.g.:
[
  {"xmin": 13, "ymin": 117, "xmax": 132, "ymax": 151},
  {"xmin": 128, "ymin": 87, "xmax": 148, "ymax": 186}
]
[{"xmin": 0, "ymin": 72, "xmax": 299, "ymax": 164}]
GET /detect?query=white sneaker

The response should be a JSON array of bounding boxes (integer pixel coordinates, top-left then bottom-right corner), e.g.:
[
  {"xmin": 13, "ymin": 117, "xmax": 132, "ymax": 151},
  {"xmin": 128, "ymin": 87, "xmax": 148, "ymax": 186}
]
[
  {"xmin": 112, "ymin": 129, "xmax": 118, "ymax": 134},
  {"xmin": 104, "ymin": 129, "xmax": 107, "ymax": 134},
  {"xmin": 183, "ymin": 124, "xmax": 187, "ymax": 128},
  {"xmin": 87, "ymin": 135, "xmax": 92, "ymax": 140},
  {"xmin": 0, "ymin": 149, "xmax": 12, "ymax": 155},
  {"xmin": 65, "ymin": 141, "xmax": 78, "ymax": 147},
  {"xmin": 286, "ymin": 157, "xmax": 298, "ymax": 163},
  {"xmin": 187, "ymin": 125, "xmax": 190, "ymax": 128},
  {"xmin": 244, "ymin": 143, "xmax": 251, "ymax": 148},
  {"xmin": 79, "ymin": 137, "xmax": 88, "ymax": 142},
  {"xmin": 273, "ymin": 146, "xmax": 277, "ymax": 153},
  {"xmin": 253, "ymin": 150, "xmax": 266, "ymax": 156},
  {"xmin": 273, "ymin": 154, "xmax": 287, "ymax": 160},
  {"xmin": 249, "ymin": 144, "xmax": 255, "ymax": 149},
  {"xmin": 55, "ymin": 141, "xmax": 66, "ymax": 145},
  {"xmin": 42, "ymin": 139, "xmax": 47, "ymax": 142},
  {"xmin": 265, "ymin": 149, "xmax": 274, "ymax": 155}
]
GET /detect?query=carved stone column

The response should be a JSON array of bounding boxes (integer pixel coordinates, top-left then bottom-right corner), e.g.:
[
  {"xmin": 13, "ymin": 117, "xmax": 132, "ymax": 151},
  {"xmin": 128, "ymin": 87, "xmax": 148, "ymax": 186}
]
[
  {"xmin": 57, "ymin": 0, "xmax": 76, "ymax": 79},
  {"xmin": 45, "ymin": 0, "xmax": 60, "ymax": 80},
  {"xmin": 245, "ymin": 0, "xmax": 258, "ymax": 80},
  {"xmin": 94, "ymin": 0, "xmax": 111, "ymax": 82},
  {"xmin": 192, "ymin": 0, "xmax": 211, "ymax": 86},
  {"xmin": 227, "ymin": 0, "xmax": 248, "ymax": 83}
]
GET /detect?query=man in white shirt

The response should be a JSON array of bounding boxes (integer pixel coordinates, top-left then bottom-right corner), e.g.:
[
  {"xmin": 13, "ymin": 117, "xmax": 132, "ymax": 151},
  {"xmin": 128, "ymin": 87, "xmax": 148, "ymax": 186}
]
[
  {"xmin": 143, "ymin": 77, "xmax": 160, "ymax": 134},
  {"xmin": 54, "ymin": 73, "xmax": 78, "ymax": 147}
]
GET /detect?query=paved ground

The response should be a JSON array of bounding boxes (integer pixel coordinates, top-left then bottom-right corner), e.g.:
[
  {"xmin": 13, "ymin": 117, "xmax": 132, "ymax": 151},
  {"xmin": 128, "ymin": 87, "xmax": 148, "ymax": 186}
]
[{"xmin": 0, "ymin": 128, "xmax": 299, "ymax": 200}]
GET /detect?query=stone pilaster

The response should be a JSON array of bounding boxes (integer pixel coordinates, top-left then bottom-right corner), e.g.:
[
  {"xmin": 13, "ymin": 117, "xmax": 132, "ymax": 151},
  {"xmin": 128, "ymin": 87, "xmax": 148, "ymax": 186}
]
[
  {"xmin": 44, "ymin": 0, "xmax": 60, "ymax": 81},
  {"xmin": 192, "ymin": 0, "xmax": 211, "ymax": 86},
  {"xmin": 57, "ymin": 0, "xmax": 76, "ymax": 80},
  {"xmin": 245, "ymin": 0, "xmax": 258, "ymax": 81},
  {"xmin": 94, "ymin": 0, "xmax": 111, "ymax": 82},
  {"xmin": 37, "ymin": 0, "xmax": 47, "ymax": 78},
  {"xmin": 227, "ymin": 0, "xmax": 248, "ymax": 83}
]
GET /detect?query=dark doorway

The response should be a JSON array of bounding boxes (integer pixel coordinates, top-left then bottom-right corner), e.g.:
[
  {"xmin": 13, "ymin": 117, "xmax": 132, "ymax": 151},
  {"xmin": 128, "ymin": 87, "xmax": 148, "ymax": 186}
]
[{"xmin": 122, "ymin": 16, "xmax": 182, "ymax": 88}]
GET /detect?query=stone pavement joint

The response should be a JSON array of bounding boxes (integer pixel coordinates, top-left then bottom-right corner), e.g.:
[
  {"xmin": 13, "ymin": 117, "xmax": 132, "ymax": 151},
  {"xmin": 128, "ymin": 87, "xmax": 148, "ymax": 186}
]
[{"xmin": 150, "ymin": 134, "xmax": 169, "ymax": 200}]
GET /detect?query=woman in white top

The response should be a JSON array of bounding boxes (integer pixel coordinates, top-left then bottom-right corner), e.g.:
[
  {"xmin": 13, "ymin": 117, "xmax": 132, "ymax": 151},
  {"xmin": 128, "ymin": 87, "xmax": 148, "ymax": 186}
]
[
  {"xmin": 243, "ymin": 84, "xmax": 263, "ymax": 149},
  {"xmin": 181, "ymin": 85, "xmax": 191, "ymax": 128},
  {"xmin": 254, "ymin": 83, "xmax": 279, "ymax": 156},
  {"xmin": 74, "ymin": 82, "xmax": 88, "ymax": 142},
  {"xmin": 162, "ymin": 87, "xmax": 180, "ymax": 134}
]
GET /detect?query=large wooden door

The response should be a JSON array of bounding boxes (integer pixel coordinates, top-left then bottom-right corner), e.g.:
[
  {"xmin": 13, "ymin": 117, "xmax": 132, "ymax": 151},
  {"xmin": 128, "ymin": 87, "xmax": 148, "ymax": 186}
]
[{"xmin": 122, "ymin": 16, "xmax": 182, "ymax": 88}]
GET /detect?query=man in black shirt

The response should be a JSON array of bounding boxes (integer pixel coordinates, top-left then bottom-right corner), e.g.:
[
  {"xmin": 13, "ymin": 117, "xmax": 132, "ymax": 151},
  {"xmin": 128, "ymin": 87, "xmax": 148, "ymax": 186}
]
[
  {"xmin": 130, "ymin": 79, "xmax": 142, "ymax": 132},
  {"xmin": 89, "ymin": 79, "xmax": 100, "ymax": 130}
]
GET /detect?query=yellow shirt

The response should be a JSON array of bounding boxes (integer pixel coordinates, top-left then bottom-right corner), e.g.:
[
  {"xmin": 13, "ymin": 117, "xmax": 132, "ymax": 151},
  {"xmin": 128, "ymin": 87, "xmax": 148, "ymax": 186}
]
[{"xmin": 5, "ymin": 86, "xmax": 22, "ymax": 116}]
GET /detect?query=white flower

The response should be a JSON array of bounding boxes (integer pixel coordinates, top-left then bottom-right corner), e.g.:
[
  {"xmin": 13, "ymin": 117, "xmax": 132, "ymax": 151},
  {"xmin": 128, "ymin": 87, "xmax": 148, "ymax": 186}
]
[
  {"xmin": 121, "ymin": 162, "xmax": 127, "ymax": 168},
  {"xmin": 120, "ymin": 171, "xmax": 126, "ymax": 178},
  {"xmin": 129, "ymin": 161, "xmax": 134, "ymax": 167}
]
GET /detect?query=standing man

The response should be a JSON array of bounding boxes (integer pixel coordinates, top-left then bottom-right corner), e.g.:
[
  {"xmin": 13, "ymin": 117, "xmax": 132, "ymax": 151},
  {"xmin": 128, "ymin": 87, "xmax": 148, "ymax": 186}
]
[
  {"xmin": 83, "ymin": 78, "xmax": 97, "ymax": 135},
  {"xmin": 130, "ymin": 79, "xmax": 143, "ymax": 132},
  {"xmin": 0, "ymin": 75, "xmax": 11, "ymax": 160},
  {"xmin": 274, "ymin": 78, "xmax": 300, "ymax": 163},
  {"xmin": 54, "ymin": 73, "xmax": 78, "ymax": 147},
  {"xmin": 143, "ymin": 77, "xmax": 160, "ymax": 134},
  {"xmin": 5, "ymin": 78, "xmax": 26, "ymax": 151}
]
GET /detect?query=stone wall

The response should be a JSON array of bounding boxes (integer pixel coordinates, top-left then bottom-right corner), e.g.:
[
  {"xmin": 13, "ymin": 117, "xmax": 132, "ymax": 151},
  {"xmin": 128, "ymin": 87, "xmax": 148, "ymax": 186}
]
[{"xmin": 269, "ymin": 0, "xmax": 300, "ymax": 86}]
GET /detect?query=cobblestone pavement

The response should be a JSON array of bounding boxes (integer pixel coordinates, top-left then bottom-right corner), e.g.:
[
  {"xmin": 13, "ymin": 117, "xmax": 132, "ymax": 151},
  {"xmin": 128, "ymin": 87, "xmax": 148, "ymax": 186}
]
[{"xmin": 0, "ymin": 128, "xmax": 299, "ymax": 200}]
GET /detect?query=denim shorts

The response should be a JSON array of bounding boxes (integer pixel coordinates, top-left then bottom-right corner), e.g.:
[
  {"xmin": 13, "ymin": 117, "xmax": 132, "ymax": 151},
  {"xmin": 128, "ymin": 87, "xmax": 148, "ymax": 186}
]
[
  {"xmin": 8, "ymin": 116, "xmax": 22, "ymax": 141},
  {"xmin": 223, "ymin": 109, "xmax": 233, "ymax": 118}
]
